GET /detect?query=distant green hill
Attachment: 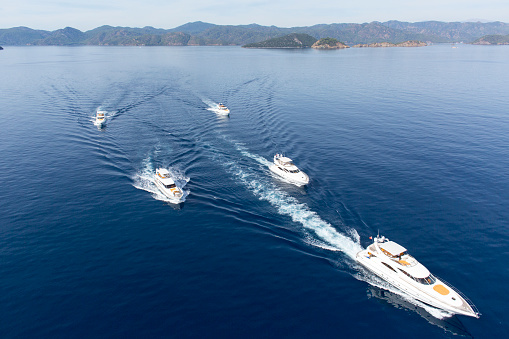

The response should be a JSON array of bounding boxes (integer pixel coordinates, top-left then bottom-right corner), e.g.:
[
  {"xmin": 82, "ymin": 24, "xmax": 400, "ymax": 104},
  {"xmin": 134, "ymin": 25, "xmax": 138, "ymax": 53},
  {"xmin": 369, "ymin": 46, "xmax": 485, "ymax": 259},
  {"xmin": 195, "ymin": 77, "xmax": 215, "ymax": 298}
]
[
  {"xmin": 33, "ymin": 27, "xmax": 85, "ymax": 45},
  {"xmin": 243, "ymin": 33, "xmax": 317, "ymax": 48},
  {"xmin": 472, "ymin": 34, "xmax": 509, "ymax": 45},
  {"xmin": 0, "ymin": 26, "xmax": 50, "ymax": 45},
  {"xmin": 169, "ymin": 21, "xmax": 217, "ymax": 34}
]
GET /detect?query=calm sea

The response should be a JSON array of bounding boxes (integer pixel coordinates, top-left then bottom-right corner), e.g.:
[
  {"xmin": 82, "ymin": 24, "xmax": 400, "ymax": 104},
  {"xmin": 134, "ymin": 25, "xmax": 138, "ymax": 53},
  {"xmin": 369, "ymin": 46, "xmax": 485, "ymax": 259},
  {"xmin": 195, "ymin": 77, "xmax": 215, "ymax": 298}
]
[{"xmin": 1, "ymin": 45, "xmax": 508, "ymax": 338}]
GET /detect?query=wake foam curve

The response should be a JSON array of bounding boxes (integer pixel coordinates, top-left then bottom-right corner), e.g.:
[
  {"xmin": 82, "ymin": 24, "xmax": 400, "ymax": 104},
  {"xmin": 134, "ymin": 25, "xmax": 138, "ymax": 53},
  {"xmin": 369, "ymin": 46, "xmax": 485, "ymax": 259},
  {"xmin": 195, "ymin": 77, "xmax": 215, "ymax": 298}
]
[
  {"xmin": 217, "ymin": 143, "xmax": 363, "ymax": 258},
  {"xmin": 202, "ymin": 98, "xmax": 218, "ymax": 111},
  {"xmin": 132, "ymin": 155, "xmax": 190, "ymax": 203}
]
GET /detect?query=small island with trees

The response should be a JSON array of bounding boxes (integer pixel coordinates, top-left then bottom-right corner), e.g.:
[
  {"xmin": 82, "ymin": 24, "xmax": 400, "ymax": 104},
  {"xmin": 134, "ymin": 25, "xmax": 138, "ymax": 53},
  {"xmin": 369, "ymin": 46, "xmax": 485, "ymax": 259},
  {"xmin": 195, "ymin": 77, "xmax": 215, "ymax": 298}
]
[
  {"xmin": 311, "ymin": 37, "xmax": 349, "ymax": 49},
  {"xmin": 242, "ymin": 33, "xmax": 427, "ymax": 49},
  {"xmin": 472, "ymin": 34, "xmax": 509, "ymax": 45}
]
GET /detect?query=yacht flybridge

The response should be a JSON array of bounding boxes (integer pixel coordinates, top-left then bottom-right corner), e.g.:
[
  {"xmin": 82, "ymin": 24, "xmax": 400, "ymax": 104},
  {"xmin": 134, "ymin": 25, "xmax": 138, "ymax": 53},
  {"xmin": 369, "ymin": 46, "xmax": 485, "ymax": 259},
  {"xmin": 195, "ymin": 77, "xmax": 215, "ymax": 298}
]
[
  {"xmin": 154, "ymin": 168, "xmax": 184, "ymax": 203},
  {"xmin": 269, "ymin": 154, "xmax": 309, "ymax": 186},
  {"xmin": 94, "ymin": 110, "xmax": 106, "ymax": 126},
  {"xmin": 356, "ymin": 235, "xmax": 479, "ymax": 318},
  {"xmin": 216, "ymin": 103, "xmax": 230, "ymax": 115}
]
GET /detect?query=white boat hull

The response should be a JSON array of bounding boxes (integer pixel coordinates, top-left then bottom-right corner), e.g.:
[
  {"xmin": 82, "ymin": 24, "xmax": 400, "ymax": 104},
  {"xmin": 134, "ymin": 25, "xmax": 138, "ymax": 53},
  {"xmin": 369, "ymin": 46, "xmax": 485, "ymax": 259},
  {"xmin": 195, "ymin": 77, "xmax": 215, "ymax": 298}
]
[
  {"xmin": 269, "ymin": 164, "xmax": 309, "ymax": 186},
  {"xmin": 154, "ymin": 177, "xmax": 184, "ymax": 204},
  {"xmin": 216, "ymin": 109, "xmax": 230, "ymax": 115},
  {"xmin": 356, "ymin": 249, "xmax": 479, "ymax": 318},
  {"xmin": 94, "ymin": 119, "xmax": 106, "ymax": 126}
]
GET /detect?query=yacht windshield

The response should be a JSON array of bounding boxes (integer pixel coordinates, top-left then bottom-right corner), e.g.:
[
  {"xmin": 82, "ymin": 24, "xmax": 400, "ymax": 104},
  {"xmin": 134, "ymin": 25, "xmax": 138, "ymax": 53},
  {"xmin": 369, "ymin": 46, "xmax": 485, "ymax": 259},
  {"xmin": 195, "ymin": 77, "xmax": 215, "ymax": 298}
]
[
  {"xmin": 399, "ymin": 269, "xmax": 436, "ymax": 285},
  {"xmin": 165, "ymin": 184, "xmax": 176, "ymax": 189}
]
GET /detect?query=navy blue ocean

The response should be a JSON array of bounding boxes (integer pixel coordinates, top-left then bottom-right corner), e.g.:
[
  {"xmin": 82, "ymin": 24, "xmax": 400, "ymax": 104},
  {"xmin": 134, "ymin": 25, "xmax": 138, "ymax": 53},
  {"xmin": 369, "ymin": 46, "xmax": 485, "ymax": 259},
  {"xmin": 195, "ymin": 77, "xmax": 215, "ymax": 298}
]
[{"xmin": 1, "ymin": 45, "xmax": 508, "ymax": 338}]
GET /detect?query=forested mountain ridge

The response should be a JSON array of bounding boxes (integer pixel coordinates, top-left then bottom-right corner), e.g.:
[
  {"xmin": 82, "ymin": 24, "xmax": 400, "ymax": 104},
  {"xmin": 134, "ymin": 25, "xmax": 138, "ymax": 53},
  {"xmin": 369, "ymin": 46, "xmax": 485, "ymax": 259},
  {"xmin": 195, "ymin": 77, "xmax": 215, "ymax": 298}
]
[{"xmin": 1, "ymin": 21, "xmax": 508, "ymax": 46}]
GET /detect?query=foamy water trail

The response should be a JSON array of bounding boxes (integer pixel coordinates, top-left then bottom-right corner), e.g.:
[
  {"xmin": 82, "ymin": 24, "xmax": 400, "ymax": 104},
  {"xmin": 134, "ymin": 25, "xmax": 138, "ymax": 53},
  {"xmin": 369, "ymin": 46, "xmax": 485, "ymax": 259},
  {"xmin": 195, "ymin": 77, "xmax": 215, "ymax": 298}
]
[
  {"xmin": 213, "ymin": 142, "xmax": 363, "ymax": 258},
  {"xmin": 201, "ymin": 97, "xmax": 229, "ymax": 115},
  {"xmin": 132, "ymin": 155, "xmax": 190, "ymax": 203}
]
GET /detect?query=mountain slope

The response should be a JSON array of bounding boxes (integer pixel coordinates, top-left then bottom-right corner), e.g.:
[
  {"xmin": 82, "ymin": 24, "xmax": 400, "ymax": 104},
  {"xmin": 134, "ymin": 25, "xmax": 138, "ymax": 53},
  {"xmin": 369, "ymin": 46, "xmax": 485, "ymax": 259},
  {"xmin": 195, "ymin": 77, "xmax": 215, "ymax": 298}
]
[
  {"xmin": 33, "ymin": 27, "xmax": 85, "ymax": 45},
  {"xmin": 169, "ymin": 21, "xmax": 217, "ymax": 34},
  {"xmin": 0, "ymin": 27, "xmax": 50, "ymax": 45}
]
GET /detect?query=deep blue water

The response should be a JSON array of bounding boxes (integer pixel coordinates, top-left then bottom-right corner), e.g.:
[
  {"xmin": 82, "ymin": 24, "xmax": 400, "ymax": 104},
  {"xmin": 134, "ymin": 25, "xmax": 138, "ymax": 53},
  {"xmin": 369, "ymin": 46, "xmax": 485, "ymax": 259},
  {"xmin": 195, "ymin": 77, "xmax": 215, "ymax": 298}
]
[{"xmin": 1, "ymin": 45, "xmax": 508, "ymax": 338}]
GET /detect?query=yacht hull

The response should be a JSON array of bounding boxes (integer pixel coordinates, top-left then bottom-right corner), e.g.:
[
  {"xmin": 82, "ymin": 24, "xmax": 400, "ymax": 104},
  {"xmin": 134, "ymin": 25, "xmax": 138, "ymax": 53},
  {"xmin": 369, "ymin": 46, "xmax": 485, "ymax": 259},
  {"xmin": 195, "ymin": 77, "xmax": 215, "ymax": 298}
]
[
  {"xmin": 216, "ymin": 109, "xmax": 229, "ymax": 115},
  {"xmin": 269, "ymin": 164, "xmax": 309, "ymax": 186},
  {"xmin": 356, "ymin": 249, "xmax": 478, "ymax": 318},
  {"xmin": 154, "ymin": 177, "xmax": 184, "ymax": 204}
]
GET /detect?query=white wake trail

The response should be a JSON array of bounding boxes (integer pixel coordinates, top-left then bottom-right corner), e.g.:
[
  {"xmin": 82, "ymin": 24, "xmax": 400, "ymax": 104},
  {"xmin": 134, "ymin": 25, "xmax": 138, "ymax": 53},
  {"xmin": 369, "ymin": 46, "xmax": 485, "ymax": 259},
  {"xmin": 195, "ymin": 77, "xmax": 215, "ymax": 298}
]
[{"xmin": 220, "ymin": 143, "xmax": 363, "ymax": 258}]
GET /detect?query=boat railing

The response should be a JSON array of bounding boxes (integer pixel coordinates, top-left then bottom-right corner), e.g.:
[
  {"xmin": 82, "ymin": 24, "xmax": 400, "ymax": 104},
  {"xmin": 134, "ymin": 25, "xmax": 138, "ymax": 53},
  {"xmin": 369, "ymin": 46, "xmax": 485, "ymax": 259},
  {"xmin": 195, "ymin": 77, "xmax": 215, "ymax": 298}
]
[{"xmin": 435, "ymin": 275, "xmax": 480, "ymax": 317}]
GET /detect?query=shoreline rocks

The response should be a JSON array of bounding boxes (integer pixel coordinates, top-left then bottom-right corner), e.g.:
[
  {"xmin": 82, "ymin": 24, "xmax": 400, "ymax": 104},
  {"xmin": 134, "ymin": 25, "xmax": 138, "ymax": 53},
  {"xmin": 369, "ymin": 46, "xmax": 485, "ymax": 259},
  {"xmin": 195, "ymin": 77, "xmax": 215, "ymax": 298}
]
[{"xmin": 353, "ymin": 40, "xmax": 427, "ymax": 48}]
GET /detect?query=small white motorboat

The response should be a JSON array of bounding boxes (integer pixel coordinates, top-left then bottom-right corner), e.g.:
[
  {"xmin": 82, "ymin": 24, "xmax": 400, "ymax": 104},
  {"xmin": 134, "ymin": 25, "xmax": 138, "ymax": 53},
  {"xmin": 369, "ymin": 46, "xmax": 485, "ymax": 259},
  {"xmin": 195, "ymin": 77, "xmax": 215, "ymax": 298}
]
[
  {"xmin": 94, "ymin": 110, "xmax": 107, "ymax": 126},
  {"xmin": 269, "ymin": 154, "xmax": 309, "ymax": 186},
  {"xmin": 216, "ymin": 103, "xmax": 230, "ymax": 115},
  {"xmin": 154, "ymin": 168, "xmax": 184, "ymax": 203},
  {"xmin": 356, "ymin": 234, "xmax": 480, "ymax": 318}
]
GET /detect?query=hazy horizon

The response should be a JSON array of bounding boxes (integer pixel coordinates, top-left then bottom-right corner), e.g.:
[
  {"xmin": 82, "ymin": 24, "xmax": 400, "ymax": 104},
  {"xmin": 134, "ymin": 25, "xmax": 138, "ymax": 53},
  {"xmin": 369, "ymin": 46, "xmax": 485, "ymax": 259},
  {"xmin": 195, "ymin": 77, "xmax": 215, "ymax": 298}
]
[
  {"xmin": 1, "ymin": 0, "xmax": 508, "ymax": 31},
  {"xmin": 2, "ymin": 19, "xmax": 509, "ymax": 32}
]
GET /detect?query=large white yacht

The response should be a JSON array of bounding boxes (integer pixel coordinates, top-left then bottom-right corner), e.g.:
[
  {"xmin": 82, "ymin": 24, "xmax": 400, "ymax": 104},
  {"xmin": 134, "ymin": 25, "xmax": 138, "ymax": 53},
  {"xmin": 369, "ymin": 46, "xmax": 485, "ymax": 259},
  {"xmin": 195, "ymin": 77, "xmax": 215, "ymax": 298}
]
[
  {"xmin": 356, "ymin": 235, "xmax": 479, "ymax": 318},
  {"xmin": 94, "ymin": 110, "xmax": 107, "ymax": 127},
  {"xmin": 154, "ymin": 168, "xmax": 184, "ymax": 203},
  {"xmin": 269, "ymin": 154, "xmax": 309, "ymax": 186},
  {"xmin": 216, "ymin": 103, "xmax": 230, "ymax": 115}
]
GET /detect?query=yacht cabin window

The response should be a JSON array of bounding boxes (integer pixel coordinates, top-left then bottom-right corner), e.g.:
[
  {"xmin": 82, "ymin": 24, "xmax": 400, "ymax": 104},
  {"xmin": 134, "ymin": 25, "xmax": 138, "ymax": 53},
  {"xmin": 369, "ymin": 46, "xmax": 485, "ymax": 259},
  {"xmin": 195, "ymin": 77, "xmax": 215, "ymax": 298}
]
[{"xmin": 398, "ymin": 268, "xmax": 436, "ymax": 285}]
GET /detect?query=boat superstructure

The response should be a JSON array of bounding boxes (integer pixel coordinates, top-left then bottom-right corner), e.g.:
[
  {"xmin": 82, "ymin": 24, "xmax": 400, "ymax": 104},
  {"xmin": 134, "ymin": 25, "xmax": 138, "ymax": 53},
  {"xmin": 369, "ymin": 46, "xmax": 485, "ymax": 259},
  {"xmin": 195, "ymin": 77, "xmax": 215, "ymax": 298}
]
[
  {"xmin": 154, "ymin": 168, "xmax": 184, "ymax": 203},
  {"xmin": 94, "ymin": 110, "xmax": 107, "ymax": 126},
  {"xmin": 216, "ymin": 103, "xmax": 230, "ymax": 115},
  {"xmin": 356, "ymin": 235, "xmax": 479, "ymax": 318},
  {"xmin": 269, "ymin": 154, "xmax": 309, "ymax": 186}
]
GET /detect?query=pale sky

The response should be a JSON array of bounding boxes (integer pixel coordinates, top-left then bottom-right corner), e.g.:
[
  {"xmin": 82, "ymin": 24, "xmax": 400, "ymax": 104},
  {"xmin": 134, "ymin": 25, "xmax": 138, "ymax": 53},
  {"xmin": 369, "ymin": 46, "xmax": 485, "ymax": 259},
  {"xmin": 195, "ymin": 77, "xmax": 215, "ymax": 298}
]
[{"xmin": 1, "ymin": 0, "xmax": 508, "ymax": 31}]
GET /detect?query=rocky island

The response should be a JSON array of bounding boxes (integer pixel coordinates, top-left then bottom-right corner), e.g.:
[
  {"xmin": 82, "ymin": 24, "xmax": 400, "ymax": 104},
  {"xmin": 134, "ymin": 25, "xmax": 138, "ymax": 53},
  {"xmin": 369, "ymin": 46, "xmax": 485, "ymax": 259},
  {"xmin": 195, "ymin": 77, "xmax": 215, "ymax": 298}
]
[
  {"xmin": 353, "ymin": 40, "xmax": 427, "ymax": 47},
  {"xmin": 242, "ymin": 33, "xmax": 317, "ymax": 48},
  {"xmin": 311, "ymin": 37, "xmax": 349, "ymax": 49}
]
